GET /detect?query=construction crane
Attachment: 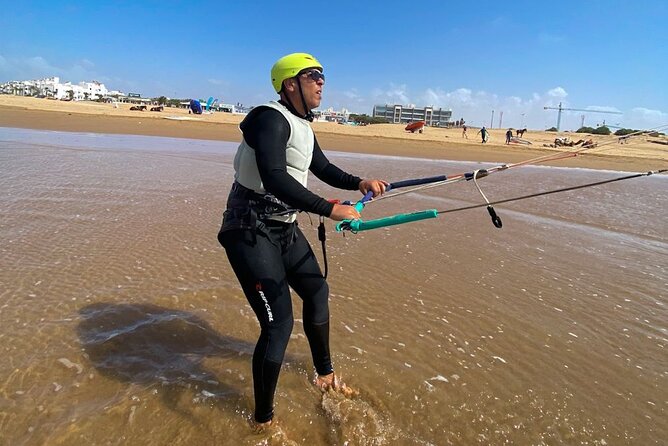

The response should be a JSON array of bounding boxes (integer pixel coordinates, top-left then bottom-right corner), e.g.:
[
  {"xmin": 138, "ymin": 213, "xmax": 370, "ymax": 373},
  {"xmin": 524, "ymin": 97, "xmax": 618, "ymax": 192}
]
[{"xmin": 544, "ymin": 102, "xmax": 622, "ymax": 131}]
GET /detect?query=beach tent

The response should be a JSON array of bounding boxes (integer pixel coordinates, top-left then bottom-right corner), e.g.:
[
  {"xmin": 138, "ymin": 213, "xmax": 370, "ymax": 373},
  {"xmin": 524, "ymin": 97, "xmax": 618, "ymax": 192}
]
[{"xmin": 189, "ymin": 99, "xmax": 202, "ymax": 114}]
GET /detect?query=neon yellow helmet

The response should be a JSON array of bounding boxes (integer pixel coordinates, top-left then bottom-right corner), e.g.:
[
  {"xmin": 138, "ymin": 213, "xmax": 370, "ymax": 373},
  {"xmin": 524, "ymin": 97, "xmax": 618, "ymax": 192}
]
[{"xmin": 271, "ymin": 52, "xmax": 323, "ymax": 93}]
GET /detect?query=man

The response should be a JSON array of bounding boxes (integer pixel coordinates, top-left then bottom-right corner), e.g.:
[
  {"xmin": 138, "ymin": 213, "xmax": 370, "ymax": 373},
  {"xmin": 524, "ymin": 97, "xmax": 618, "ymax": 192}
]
[
  {"xmin": 217, "ymin": 52, "xmax": 387, "ymax": 427},
  {"xmin": 477, "ymin": 126, "xmax": 488, "ymax": 143},
  {"xmin": 505, "ymin": 128, "xmax": 513, "ymax": 144}
]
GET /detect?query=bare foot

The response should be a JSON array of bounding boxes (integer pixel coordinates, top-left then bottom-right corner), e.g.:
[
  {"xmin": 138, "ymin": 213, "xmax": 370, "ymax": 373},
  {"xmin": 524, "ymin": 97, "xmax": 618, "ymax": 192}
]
[
  {"xmin": 251, "ymin": 418, "xmax": 274, "ymax": 434},
  {"xmin": 315, "ymin": 372, "xmax": 358, "ymax": 398},
  {"xmin": 251, "ymin": 418, "xmax": 299, "ymax": 445}
]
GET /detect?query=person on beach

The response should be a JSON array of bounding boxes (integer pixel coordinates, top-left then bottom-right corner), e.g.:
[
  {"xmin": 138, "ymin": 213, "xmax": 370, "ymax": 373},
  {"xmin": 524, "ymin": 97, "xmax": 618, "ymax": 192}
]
[
  {"xmin": 477, "ymin": 126, "xmax": 488, "ymax": 143},
  {"xmin": 462, "ymin": 124, "xmax": 468, "ymax": 138},
  {"xmin": 217, "ymin": 52, "xmax": 387, "ymax": 428},
  {"xmin": 506, "ymin": 128, "xmax": 513, "ymax": 144}
]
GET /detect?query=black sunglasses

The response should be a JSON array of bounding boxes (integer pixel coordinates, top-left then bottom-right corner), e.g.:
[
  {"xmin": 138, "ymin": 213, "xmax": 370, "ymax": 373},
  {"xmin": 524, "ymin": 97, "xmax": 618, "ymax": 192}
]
[{"xmin": 300, "ymin": 69, "xmax": 325, "ymax": 82}]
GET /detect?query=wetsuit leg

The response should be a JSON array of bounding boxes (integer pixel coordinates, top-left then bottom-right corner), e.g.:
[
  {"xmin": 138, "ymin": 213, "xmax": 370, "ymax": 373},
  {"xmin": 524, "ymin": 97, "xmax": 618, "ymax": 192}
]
[
  {"xmin": 220, "ymin": 228, "xmax": 294, "ymax": 423},
  {"xmin": 284, "ymin": 226, "xmax": 333, "ymax": 376}
]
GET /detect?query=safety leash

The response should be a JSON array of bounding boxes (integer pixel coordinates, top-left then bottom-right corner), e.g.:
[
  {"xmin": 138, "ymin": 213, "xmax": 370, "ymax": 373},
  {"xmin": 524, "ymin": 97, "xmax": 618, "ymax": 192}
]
[{"xmin": 318, "ymin": 216, "xmax": 329, "ymax": 279}]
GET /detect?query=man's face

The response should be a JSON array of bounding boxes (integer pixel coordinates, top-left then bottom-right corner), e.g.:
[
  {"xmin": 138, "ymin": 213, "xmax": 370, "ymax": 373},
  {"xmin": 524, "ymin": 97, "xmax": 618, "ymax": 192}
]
[{"xmin": 297, "ymin": 68, "xmax": 325, "ymax": 109}]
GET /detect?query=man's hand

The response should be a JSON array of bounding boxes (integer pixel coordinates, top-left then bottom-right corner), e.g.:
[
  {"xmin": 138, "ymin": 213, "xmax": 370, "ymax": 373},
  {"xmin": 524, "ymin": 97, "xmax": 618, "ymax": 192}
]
[
  {"xmin": 329, "ymin": 203, "xmax": 361, "ymax": 221},
  {"xmin": 359, "ymin": 179, "xmax": 389, "ymax": 198}
]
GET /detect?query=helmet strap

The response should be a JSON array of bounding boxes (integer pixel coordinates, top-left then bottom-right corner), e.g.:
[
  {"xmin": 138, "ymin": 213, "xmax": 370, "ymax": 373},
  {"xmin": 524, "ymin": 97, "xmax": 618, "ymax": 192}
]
[
  {"xmin": 295, "ymin": 76, "xmax": 314, "ymax": 122},
  {"xmin": 279, "ymin": 76, "xmax": 315, "ymax": 122}
]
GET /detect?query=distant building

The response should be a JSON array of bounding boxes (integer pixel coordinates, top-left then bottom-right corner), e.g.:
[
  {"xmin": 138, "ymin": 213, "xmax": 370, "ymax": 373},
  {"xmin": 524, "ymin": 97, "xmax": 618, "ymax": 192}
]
[
  {"xmin": 0, "ymin": 76, "xmax": 122, "ymax": 101},
  {"xmin": 372, "ymin": 104, "xmax": 453, "ymax": 127},
  {"xmin": 217, "ymin": 102, "xmax": 251, "ymax": 114},
  {"xmin": 314, "ymin": 107, "xmax": 349, "ymax": 123}
]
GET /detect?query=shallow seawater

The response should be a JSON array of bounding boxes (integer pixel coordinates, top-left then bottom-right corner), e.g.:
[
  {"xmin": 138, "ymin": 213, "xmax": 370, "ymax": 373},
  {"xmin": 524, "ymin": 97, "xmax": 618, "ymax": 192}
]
[{"xmin": 1, "ymin": 127, "xmax": 666, "ymax": 445}]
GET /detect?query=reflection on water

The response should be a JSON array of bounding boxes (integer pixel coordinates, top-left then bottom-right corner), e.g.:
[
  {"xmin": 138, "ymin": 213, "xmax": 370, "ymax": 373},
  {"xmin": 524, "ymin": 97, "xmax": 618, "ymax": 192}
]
[{"xmin": 1, "ymin": 128, "xmax": 666, "ymax": 445}]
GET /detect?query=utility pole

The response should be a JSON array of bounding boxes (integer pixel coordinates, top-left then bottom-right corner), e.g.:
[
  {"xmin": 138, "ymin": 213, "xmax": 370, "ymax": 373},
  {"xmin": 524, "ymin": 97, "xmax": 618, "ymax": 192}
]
[
  {"xmin": 499, "ymin": 111, "xmax": 503, "ymax": 128},
  {"xmin": 521, "ymin": 113, "xmax": 525, "ymax": 128},
  {"xmin": 490, "ymin": 110, "xmax": 494, "ymax": 128}
]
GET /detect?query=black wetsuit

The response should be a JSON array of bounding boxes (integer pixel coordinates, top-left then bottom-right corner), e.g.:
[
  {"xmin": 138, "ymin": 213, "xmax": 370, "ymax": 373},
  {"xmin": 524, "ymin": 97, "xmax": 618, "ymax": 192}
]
[{"xmin": 218, "ymin": 101, "xmax": 361, "ymax": 423}]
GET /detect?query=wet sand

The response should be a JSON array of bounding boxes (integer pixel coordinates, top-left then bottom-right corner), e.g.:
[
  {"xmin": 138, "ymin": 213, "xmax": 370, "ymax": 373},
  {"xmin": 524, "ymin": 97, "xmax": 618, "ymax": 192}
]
[{"xmin": 1, "ymin": 128, "xmax": 666, "ymax": 445}]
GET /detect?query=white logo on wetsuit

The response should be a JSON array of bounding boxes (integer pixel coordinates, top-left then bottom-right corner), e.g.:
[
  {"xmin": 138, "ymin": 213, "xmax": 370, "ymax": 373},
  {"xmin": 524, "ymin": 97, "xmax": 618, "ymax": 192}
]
[{"xmin": 257, "ymin": 289, "xmax": 274, "ymax": 322}]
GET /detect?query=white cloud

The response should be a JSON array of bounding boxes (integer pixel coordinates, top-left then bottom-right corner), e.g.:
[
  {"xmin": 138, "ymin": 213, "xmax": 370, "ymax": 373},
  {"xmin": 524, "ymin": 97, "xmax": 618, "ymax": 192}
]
[
  {"xmin": 626, "ymin": 107, "xmax": 668, "ymax": 129},
  {"xmin": 445, "ymin": 88, "xmax": 474, "ymax": 105},
  {"xmin": 508, "ymin": 96, "xmax": 523, "ymax": 106},
  {"xmin": 371, "ymin": 83, "xmax": 410, "ymax": 105},
  {"xmin": 547, "ymin": 87, "xmax": 568, "ymax": 98},
  {"xmin": 423, "ymin": 88, "xmax": 440, "ymax": 104},
  {"xmin": 343, "ymin": 89, "xmax": 360, "ymax": 99},
  {"xmin": 24, "ymin": 56, "xmax": 57, "ymax": 73}
]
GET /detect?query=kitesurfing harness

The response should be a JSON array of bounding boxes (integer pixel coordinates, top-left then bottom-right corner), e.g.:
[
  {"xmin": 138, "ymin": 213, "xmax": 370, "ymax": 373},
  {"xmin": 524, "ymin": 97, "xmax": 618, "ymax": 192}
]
[
  {"xmin": 222, "ymin": 181, "xmax": 297, "ymax": 230},
  {"xmin": 221, "ymin": 181, "xmax": 335, "ymax": 278}
]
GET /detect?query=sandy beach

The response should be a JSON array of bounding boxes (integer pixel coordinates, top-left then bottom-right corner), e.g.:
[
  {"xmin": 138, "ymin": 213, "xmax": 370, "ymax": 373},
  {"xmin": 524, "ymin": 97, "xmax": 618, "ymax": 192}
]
[{"xmin": 1, "ymin": 95, "xmax": 666, "ymax": 172}]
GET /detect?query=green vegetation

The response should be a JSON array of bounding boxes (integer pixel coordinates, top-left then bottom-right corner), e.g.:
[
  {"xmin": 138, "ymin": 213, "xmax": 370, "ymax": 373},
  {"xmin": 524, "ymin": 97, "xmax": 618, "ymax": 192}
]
[
  {"xmin": 576, "ymin": 126, "xmax": 610, "ymax": 135},
  {"xmin": 575, "ymin": 125, "xmax": 612, "ymax": 135},
  {"xmin": 545, "ymin": 127, "xmax": 558, "ymax": 132},
  {"xmin": 592, "ymin": 126, "xmax": 611, "ymax": 135},
  {"xmin": 166, "ymin": 98, "xmax": 184, "ymax": 107},
  {"xmin": 574, "ymin": 127, "xmax": 664, "ymax": 137},
  {"xmin": 349, "ymin": 114, "xmax": 388, "ymax": 125},
  {"xmin": 614, "ymin": 128, "xmax": 638, "ymax": 136}
]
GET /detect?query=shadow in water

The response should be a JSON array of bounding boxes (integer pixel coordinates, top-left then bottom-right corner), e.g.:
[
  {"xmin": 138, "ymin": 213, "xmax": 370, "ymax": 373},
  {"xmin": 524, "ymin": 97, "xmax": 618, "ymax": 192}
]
[{"xmin": 76, "ymin": 302, "xmax": 260, "ymax": 418}]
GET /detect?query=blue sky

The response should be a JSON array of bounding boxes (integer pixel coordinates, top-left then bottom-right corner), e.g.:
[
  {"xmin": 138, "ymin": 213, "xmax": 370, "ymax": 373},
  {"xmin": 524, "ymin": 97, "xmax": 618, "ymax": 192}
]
[{"xmin": 1, "ymin": 0, "xmax": 666, "ymax": 130}]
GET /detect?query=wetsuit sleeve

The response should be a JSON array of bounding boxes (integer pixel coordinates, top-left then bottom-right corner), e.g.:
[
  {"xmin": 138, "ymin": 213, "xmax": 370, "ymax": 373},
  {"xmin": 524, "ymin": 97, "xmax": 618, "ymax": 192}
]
[
  {"xmin": 309, "ymin": 136, "xmax": 362, "ymax": 190},
  {"xmin": 241, "ymin": 108, "xmax": 335, "ymax": 217}
]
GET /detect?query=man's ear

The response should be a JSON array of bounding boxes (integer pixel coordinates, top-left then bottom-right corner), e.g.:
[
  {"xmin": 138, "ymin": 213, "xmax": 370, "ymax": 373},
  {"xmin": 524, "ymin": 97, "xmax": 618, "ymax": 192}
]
[{"xmin": 282, "ymin": 78, "xmax": 297, "ymax": 93}]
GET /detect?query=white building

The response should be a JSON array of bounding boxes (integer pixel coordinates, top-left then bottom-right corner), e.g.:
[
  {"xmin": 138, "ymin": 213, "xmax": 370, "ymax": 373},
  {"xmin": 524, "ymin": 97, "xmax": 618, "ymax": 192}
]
[
  {"xmin": 77, "ymin": 80, "xmax": 109, "ymax": 100},
  {"xmin": 373, "ymin": 104, "xmax": 453, "ymax": 127},
  {"xmin": 0, "ymin": 76, "xmax": 120, "ymax": 101},
  {"xmin": 314, "ymin": 107, "xmax": 349, "ymax": 123}
]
